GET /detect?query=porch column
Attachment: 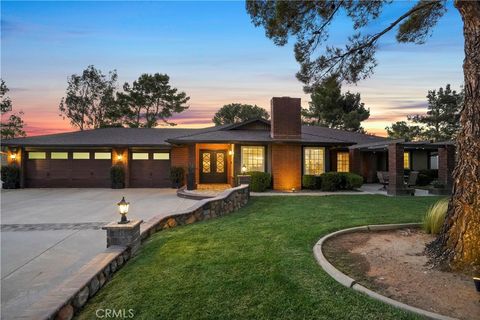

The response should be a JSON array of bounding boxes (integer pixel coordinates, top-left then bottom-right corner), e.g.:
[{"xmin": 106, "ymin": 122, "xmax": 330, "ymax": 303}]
[
  {"xmin": 388, "ymin": 142, "xmax": 408, "ymax": 195},
  {"xmin": 187, "ymin": 144, "xmax": 197, "ymax": 189},
  {"xmin": 6, "ymin": 147, "xmax": 25, "ymax": 188},
  {"xmin": 349, "ymin": 149, "xmax": 361, "ymax": 176},
  {"xmin": 364, "ymin": 152, "xmax": 376, "ymax": 183},
  {"xmin": 438, "ymin": 144, "xmax": 455, "ymax": 191}
]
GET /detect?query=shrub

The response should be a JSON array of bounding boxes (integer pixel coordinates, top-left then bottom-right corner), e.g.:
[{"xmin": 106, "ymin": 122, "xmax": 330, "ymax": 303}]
[
  {"xmin": 320, "ymin": 172, "xmax": 342, "ymax": 191},
  {"xmin": 170, "ymin": 166, "xmax": 185, "ymax": 188},
  {"xmin": 110, "ymin": 165, "xmax": 125, "ymax": 189},
  {"xmin": 344, "ymin": 173, "xmax": 363, "ymax": 189},
  {"xmin": 1, "ymin": 165, "xmax": 21, "ymax": 189},
  {"xmin": 320, "ymin": 172, "xmax": 363, "ymax": 191},
  {"xmin": 432, "ymin": 180, "xmax": 445, "ymax": 189},
  {"xmin": 302, "ymin": 175, "xmax": 315, "ymax": 189},
  {"xmin": 423, "ymin": 198, "xmax": 448, "ymax": 234},
  {"xmin": 248, "ymin": 171, "xmax": 272, "ymax": 192},
  {"xmin": 417, "ymin": 169, "xmax": 438, "ymax": 186}
]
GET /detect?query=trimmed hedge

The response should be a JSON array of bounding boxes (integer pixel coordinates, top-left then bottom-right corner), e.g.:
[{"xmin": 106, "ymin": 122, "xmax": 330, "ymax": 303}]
[
  {"xmin": 170, "ymin": 166, "xmax": 185, "ymax": 188},
  {"xmin": 320, "ymin": 172, "xmax": 363, "ymax": 191},
  {"xmin": 302, "ymin": 175, "xmax": 322, "ymax": 190},
  {"xmin": 1, "ymin": 165, "xmax": 21, "ymax": 189},
  {"xmin": 110, "ymin": 165, "xmax": 125, "ymax": 189},
  {"xmin": 247, "ymin": 171, "xmax": 272, "ymax": 192},
  {"xmin": 417, "ymin": 169, "xmax": 438, "ymax": 186}
]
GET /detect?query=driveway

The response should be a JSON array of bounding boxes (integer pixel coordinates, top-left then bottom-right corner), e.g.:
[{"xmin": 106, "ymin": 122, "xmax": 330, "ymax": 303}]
[{"xmin": 1, "ymin": 188, "xmax": 197, "ymax": 320}]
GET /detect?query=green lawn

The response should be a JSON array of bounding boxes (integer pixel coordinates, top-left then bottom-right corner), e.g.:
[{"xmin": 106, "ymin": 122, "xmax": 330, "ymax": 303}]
[{"xmin": 78, "ymin": 195, "xmax": 441, "ymax": 320}]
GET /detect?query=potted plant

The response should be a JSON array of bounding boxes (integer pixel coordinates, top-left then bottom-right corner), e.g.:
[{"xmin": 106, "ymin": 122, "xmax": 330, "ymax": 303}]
[
  {"xmin": 169, "ymin": 166, "xmax": 185, "ymax": 189},
  {"xmin": 186, "ymin": 164, "xmax": 196, "ymax": 190}
]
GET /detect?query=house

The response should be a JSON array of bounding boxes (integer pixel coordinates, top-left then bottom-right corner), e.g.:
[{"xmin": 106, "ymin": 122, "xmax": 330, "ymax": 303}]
[{"xmin": 1, "ymin": 97, "xmax": 455, "ymax": 194}]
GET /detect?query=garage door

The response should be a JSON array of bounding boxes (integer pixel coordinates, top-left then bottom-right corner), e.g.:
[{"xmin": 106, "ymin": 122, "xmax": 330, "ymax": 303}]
[
  {"xmin": 25, "ymin": 151, "xmax": 111, "ymax": 188},
  {"xmin": 130, "ymin": 151, "xmax": 171, "ymax": 188}
]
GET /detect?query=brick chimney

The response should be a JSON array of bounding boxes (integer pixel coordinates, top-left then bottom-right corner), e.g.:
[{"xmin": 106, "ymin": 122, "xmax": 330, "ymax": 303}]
[{"xmin": 270, "ymin": 97, "xmax": 302, "ymax": 139}]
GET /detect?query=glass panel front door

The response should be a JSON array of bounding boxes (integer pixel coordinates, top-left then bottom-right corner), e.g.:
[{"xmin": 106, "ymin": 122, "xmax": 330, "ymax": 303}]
[{"xmin": 199, "ymin": 150, "xmax": 227, "ymax": 183}]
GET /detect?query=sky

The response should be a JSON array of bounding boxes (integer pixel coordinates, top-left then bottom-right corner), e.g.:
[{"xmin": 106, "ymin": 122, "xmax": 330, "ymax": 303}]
[{"xmin": 1, "ymin": 1, "xmax": 464, "ymax": 136}]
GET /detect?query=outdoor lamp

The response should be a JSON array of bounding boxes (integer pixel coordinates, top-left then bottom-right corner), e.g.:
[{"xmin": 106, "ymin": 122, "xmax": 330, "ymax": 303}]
[
  {"xmin": 241, "ymin": 165, "xmax": 247, "ymax": 174},
  {"xmin": 117, "ymin": 154, "xmax": 123, "ymax": 161},
  {"xmin": 117, "ymin": 196, "xmax": 130, "ymax": 224},
  {"xmin": 10, "ymin": 154, "xmax": 16, "ymax": 160}
]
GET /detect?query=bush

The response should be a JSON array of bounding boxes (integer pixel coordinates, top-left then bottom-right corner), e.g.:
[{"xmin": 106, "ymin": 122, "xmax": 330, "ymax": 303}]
[
  {"xmin": 110, "ymin": 165, "xmax": 125, "ymax": 189},
  {"xmin": 344, "ymin": 173, "xmax": 363, "ymax": 189},
  {"xmin": 423, "ymin": 198, "xmax": 448, "ymax": 234},
  {"xmin": 432, "ymin": 180, "xmax": 445, "ymax": 189},
  {"xmin": 248, "ymin": 171, "xmax": 272, "ymax": 192},
  {"xmin": 1, "ymin": 165, "xmax": 21, "ymax": 189},
  {"xmin": 320, "ymin": 172, "xmax": 363, "ymax": 191},
  {"xmin": 417, "ymin": 169, "xmax": 438, "ymax": 186},
  {"xmin": 320, "ymin": 172, "xmax": 342, "ymax": 191},
  {"xmin": 302, "ymin": 174, "xmax": 318, "ymax": 190},
  {"xmin": 170, "ymin": 166, "xmax": 185, "ymax": 188}
]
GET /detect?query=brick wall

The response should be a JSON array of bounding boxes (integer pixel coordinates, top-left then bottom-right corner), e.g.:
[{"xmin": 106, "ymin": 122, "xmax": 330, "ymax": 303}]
[
  {"xmin": 438, "ymin": 145, "xmax": 455, "ymax": 190},
  {"xmin": 271, "ymin": 144, "xmax": 301, "ymax": 190},
  {"xmin": 270, "ymin": 97, "xmax": 301, "ymax": 139},
  {"xmin": 388, "ymin": 143, "xmax": 407, "ymax": 195}
]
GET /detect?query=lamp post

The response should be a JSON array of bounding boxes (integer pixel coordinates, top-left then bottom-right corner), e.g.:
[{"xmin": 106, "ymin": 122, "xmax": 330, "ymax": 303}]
[{"xmin": 117, "ymin": 196, "xmax": 130, "ymax": 224}]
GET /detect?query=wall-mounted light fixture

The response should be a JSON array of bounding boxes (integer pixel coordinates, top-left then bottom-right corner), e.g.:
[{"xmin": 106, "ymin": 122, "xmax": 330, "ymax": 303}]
[
  {"xmin": 241, "ymin": 165, "xmax": 247, "ymax": 174},
  {"xmin": 10, "ymin": 154, "xmax": 17, "ymax": 160},
  {"xmin": 117, "ymin": 154, "xmax": 123, "ymax": 161},
  {"xmin": 228, "ymin": 150, "xmax": 233, "ymax": 156}
]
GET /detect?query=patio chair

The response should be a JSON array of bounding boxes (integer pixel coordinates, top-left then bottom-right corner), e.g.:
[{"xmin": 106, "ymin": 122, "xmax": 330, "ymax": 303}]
[
  {"xmin": 377, "ymin": 171, "xmax": 388, "ymax": 190},
  {"xmin": 406, "ymin": 171, "xmax": 419, "ymax": 187}
]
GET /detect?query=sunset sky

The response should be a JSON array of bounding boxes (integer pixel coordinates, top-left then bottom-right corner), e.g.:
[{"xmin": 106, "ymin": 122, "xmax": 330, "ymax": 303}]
[{"xmin": 1, "ymin": 1, "xmax": 464, "ymax": 137}]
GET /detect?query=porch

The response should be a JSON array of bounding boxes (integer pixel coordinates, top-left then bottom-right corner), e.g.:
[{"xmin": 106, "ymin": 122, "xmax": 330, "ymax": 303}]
[{"xmin": 349, "ymin": 140, "xmax": 455, "ymax": 196}]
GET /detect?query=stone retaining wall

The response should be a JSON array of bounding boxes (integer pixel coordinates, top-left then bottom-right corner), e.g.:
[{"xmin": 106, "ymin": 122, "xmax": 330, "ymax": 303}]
[{"xmin": 21, "ymin": 184, "xmax": 250, "ymax": 320}]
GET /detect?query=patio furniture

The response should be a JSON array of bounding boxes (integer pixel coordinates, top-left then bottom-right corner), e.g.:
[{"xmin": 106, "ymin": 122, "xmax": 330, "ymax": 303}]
[
  {"xmin": 377, "ymin": 171, "xmax": 389, "ymax": 190},
  {"xmin": 406, "ymin": 171, "xmax": 419, "ymax": 187}
]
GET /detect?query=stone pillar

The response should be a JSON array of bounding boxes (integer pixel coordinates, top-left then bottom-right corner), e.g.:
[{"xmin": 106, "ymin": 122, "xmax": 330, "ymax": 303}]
[
  {"xmin": 388, "ymin": 143, "xmax": 409, "ymax": 195},
  {"xmin": 103, "ymin": 220, "xmax": 142, "ymax": 256},
  {"xmin": 349, "ymin": 149, "xmax": 361, "ymax": 176},
  {"xmin": 237, "ymin": 175, "xmax": 251, "ymax": 186},
  {"xmin": 438, "ymin": 145, "xmax": 455, "ymax": 191}
]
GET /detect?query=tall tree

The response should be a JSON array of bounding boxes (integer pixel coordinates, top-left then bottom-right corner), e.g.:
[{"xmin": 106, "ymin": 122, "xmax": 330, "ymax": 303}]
[
  {"xmin": 59, "ymin": 65, "xmax": 119, "ymax": 130},
  {"xmin": 385, "ymin": 121, "xmax": 424, "ymax": 141},
  {"xmin": 1, "ymin": 79, "xmax": 26, "ymax": 140},
  {"xmin": 247, "ymin": 1, "xmax": 480, "ymax": 272},
  {"xmin": 408, "ymin": 84, "xmax": 463, "ymax": 142},
  {"xmin": 118, "ymin": 73, "xmax": 189, "ymax": 128},
  {"xmin": 212, "ymin": 103, "xmax": 269, "ymax": 126},
  {"xmin": 302, "ymin": 75, "xmax": 369, "ymax": 132}
]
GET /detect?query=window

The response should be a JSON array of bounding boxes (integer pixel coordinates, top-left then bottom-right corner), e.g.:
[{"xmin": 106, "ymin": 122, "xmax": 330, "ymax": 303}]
[
  {"xmin": 336, "ymin": 152, "xmax": 349, "ymax": 172},
  {"xmin": 73, "ymin": 152, "xmax": 90, "ymax": 160},
  {"xmin": 95, "ymin": 152, "xmax": 111, "ymax": 160},
  {"xmin": 51, "ymin": 152, "xmax": 68, "ymax": 160},
  {"xmin": 304, "ymin": 147, "xmax": 325, "ymax": 175},
  {"xmin": 404, "ymin": 152, "xmax": 410, "ymax": 169},
  {"xmin": 241, "ymin": 146, "xmax": 265, "ymax": 172},
  {"xmin": 429, "ymin": 152, "xmax": 438, "ymax": 170},
  {"xmin": 28, "ymin": 152, "xmax": 46, "ymax": 159},
  {"xmin": 132, "ymin": 153, "xmax": 149, "ymax": 160},
  {"xmin": 153, "ymin": 152, "xmax": 169, "ymax": 160}
]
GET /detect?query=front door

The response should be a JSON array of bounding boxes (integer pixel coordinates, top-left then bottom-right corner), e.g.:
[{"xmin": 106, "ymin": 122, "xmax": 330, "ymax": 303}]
[{"xmin": 200, "ymin": 150, "xmax": 227, "ymax": 183}]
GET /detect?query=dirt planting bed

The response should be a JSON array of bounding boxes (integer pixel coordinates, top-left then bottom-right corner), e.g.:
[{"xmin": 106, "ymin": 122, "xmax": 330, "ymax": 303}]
[{"xmin": 323, "ymin": 228, "xmax": 479, "ymax": 320}]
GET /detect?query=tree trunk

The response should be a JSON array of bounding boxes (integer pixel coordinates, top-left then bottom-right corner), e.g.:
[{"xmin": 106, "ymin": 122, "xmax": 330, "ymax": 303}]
[{"xmin": 428, "ymin": 1, "xmax": 480, "ymax": 273}]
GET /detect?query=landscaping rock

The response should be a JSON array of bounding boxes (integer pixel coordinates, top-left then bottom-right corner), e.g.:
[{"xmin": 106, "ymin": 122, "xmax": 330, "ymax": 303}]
[
  {"xmin": 55, "ymin": 304, "xmax": 74, "ymax": 320},
  {"xmin": 89, "ymin": 276, "xmax": 100, "ymax": 297},
  {"xmin": 110, "ymin": 260, "xmax": 117, "ymax": 273},
  {"xmin": 73, "ymin": 286, "xmax": 89, "ymax": 308},
  {"xmin": 98, "ymin": 272, "xmax": 106, "ymax": 287}
]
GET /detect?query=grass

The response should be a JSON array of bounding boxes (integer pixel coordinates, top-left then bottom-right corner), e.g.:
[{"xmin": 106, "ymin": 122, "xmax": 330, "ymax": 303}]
[
  {"xmin": 78, "ymin": 195, "xmax": 441, "ymax": 320},
  {"xmin": 423, "ymin": 198, "xmax": 449, "ymax": 234}
]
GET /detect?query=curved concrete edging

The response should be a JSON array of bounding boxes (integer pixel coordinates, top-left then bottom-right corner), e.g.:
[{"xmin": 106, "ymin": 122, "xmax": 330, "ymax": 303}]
[{"xmin": 314, "ymin": 223, "xmax": 458, "ymax": 320}]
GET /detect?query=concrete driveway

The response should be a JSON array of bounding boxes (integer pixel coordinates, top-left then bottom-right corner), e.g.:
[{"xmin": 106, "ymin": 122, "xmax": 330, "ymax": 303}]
[{"xmin": 1, "ymin": 188, "xmax": 197, "ymax": 320}]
